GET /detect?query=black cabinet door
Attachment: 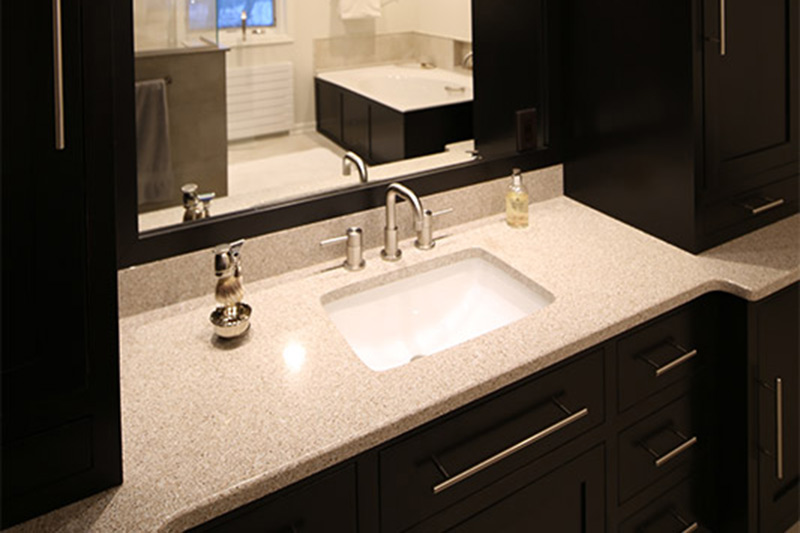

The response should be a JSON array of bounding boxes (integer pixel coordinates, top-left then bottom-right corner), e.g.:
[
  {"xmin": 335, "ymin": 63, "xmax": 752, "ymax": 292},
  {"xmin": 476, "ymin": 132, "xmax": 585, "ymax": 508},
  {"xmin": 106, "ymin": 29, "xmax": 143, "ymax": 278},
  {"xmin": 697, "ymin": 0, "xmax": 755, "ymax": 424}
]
[
  {"xmin": 443, "ymin": 446, "xmax": 605, "ymax": 533},
  {"xmin": 753, "ymin": 283, "xmax": 799, "ymax": 533},
  {"xmin": 702, "ymin": 0, "xmax": 799, "ymax": 199},
  {"xmin": 1, "ymin": 0, "xmax": 122, "ymax": 527},
  {"xmin": 190, "ymin": 465, "xmax": 358, "ymax": 533}
]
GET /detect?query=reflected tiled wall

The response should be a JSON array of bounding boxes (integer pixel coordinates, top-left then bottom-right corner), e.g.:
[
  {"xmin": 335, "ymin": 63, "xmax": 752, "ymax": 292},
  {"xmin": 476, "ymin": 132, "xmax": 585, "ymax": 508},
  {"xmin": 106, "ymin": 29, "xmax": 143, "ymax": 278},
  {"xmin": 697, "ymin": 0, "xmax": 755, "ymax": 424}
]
[{"xmin": 314, "ymin": 32, "xmax": 470, "ymax": 72}]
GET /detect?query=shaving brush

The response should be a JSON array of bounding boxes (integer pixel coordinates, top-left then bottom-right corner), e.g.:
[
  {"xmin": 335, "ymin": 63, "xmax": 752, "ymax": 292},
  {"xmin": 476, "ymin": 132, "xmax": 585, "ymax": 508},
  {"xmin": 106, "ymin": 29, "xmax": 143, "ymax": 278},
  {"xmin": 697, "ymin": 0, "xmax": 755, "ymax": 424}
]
[{"xmin": 215, "ymin": 266, "xmax": 245, "ymax": 307}]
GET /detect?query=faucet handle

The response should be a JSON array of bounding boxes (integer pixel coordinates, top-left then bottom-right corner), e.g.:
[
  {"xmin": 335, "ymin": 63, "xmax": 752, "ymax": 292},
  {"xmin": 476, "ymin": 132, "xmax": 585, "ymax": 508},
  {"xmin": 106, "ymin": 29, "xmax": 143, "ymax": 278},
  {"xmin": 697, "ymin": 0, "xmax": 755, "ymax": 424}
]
[
  {"xmin": 320, "ymin": 227, "xmax": 366, "ymax": 271},
  {"xmin": 415, "ymin": 208, "xmax": 453, "ymax": 250}
]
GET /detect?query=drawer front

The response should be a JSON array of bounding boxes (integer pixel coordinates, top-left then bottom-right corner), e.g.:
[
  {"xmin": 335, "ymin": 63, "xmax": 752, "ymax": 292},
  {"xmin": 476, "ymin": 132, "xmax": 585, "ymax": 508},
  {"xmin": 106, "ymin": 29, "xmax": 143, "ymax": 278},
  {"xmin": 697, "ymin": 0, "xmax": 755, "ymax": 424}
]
[
  {"xmin": 618, "ymin": 395, "xmax": 702, "ymax": 504},
  {"xmin": 191, "ymin": 465, "xmax": 357, "ymax": 533},
  {"xmin": 700, "ymin": 174, "xmax": 799, "ymax": 246},
  {"xmin": 617, "ymin": 304, "xmax": 703, "ymax": 412},
  {"xmin": 619, "ymin": 477, "xmax": 712, "ymax": 533},
  {"xmin": 380, "ymin": 349, "xmax": 605, "ymax": 533}
]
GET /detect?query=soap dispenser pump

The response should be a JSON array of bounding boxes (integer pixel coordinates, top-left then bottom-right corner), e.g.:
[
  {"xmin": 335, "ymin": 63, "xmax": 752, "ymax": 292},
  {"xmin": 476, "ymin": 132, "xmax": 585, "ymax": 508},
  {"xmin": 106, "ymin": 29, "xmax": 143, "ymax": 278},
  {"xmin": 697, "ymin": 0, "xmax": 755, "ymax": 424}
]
[{"xmin": 505, "ymin": 168, "xmax": 529, "ymax": 228}]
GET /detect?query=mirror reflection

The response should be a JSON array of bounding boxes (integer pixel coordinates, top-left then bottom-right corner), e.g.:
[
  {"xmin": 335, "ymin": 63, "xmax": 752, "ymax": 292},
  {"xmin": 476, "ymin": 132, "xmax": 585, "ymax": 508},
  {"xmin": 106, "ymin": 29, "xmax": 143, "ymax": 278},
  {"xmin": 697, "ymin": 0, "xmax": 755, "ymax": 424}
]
[{"xmin": 133, "ymin": 0, "xmax": 473, "ymax": 233}]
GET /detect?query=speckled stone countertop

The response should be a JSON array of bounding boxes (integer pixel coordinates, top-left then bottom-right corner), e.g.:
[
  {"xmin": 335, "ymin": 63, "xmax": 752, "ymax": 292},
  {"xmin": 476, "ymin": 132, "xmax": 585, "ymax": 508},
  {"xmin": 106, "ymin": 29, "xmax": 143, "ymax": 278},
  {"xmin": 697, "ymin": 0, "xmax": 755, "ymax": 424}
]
[{"xmin": 9, "ymin": 197, "xmax": 799, "ymax": 532}]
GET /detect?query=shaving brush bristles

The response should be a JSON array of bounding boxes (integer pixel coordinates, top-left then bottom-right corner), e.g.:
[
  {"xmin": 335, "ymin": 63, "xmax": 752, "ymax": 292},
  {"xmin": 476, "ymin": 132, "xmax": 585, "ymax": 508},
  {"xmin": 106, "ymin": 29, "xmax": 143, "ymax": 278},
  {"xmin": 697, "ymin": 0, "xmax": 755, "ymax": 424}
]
[{"xmin": 215, "ymin": 275, "xmax": 245, "ymax": 307}]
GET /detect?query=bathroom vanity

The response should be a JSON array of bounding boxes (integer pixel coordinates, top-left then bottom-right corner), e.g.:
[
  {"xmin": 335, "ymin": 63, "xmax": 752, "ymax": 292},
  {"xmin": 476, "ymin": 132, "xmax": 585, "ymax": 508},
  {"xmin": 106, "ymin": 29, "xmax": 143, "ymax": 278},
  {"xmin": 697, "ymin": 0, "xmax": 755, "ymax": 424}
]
[
  {"xmin": 5, "ymin": 187, "xmax": 797, "ymax": 532},
  {"xmin": 2, "ymin": 0, "xmax": 798, "ymax": 530}
]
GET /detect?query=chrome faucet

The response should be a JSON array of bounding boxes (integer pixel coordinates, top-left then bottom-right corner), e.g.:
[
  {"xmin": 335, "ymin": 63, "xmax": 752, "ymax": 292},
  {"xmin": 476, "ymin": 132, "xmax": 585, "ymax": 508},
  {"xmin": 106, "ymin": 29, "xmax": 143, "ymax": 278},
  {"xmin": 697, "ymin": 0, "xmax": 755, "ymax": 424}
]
[
  {"xmin": 462, "ymin": 51, "xmax": 474, "ymax": 69},
  {"xmin": 382, "ymin": 183, "xmax": 425, "ymax": 261},
  {"xmin": 182, "ymin": 183, "xmax": 215, "ymax": 222},
  {"xmin": 241, "ymin": 10, "xmax": 247, "ymax": 41},
  {"xmin": 342, "ymin": 151, "xmax": 368, "ymax": 183}
]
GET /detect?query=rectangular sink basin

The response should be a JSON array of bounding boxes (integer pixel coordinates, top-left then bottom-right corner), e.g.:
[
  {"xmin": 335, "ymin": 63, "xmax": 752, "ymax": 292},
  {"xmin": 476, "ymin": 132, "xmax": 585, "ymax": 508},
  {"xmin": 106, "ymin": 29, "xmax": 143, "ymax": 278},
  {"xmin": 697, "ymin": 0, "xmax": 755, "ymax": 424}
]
[{"xmin": 321, "ymin": 249, "xmax": 554, "ymax": 371}]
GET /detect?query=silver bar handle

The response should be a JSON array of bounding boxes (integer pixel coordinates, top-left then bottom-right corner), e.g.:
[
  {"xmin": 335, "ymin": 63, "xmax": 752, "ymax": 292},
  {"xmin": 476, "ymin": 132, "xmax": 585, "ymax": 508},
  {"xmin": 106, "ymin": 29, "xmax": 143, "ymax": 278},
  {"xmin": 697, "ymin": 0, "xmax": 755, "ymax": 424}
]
[
  {"xmin": 720, "ymin": 0, "xmax": 727, "ymax": 56},
  {"xmin": 656, "ymin": 349, "xmax": 697, "ymax": 377},
  {"xmin": 432, "ymin": 404, "xmax": 589, "ymax": 494},
  {"xmin": 53, "ymin": 0, "xmax": 65, "ymax": 150},
  {"xmin": 669, "ymin": 509, "xmax": 700, "ymax": 533},
  {"xmin": 647, "ymin": 429, "xmax": 698, "ymax": 468},
  {"xmin": 641, "ymin": 345, "xmax": 698, "ymax": 377},
  {"xmin": 745, "ymin": 197, "xmax": 785, "ymax": 216},
  {"xmin": 776, "ymin": 377, "xmax": 784, "ymax": 480}
]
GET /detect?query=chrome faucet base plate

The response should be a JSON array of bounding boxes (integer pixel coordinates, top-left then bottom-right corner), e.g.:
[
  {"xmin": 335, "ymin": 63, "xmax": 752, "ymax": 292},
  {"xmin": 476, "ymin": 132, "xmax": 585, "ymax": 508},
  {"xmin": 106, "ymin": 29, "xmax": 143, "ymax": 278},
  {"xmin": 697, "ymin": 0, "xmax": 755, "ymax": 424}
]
[
  {"xmin": 344, "ymin": 259, "xmax": 366, "ymax": 271},
  {"xmin": 381, "ymin": 248, "xmax": 402, "ymax": 261}
]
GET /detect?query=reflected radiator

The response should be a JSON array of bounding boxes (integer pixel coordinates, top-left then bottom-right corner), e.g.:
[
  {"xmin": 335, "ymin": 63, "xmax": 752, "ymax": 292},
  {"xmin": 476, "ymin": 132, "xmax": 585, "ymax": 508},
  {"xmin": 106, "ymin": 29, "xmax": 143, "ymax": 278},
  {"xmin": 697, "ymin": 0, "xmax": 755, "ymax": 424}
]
[{"xmin": 226, "ymin": 62, "xmax": 294, "ymax": 141}]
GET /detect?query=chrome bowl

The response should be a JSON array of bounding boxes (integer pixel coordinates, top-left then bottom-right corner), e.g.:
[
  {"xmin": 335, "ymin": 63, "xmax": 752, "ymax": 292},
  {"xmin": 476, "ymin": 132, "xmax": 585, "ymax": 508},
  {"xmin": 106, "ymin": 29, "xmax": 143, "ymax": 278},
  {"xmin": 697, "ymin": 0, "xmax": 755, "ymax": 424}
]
[{"xmin": 210, "ymin": 303, "xmax": 252, "ymax": 339}]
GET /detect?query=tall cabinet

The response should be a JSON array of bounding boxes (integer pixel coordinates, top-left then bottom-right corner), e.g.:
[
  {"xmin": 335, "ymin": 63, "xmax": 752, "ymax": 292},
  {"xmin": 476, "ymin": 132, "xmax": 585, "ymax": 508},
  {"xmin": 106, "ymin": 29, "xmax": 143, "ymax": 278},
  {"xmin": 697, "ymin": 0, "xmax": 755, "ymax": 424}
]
[
  {"xmin": 1, "ymin": 0, "xmax": 123, "ymax": 527},
  {"xmin": 564, "ymin": 0, "xmax": 799, "ymax": 253}
]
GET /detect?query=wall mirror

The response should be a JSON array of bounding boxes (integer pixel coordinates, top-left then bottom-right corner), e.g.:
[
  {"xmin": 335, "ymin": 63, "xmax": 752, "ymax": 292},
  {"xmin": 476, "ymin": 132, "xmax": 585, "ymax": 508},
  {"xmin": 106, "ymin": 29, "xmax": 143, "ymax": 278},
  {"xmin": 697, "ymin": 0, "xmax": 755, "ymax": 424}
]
[{"xmin": 116, "ymin": 0, "xmax": 562, "ymax": 267}]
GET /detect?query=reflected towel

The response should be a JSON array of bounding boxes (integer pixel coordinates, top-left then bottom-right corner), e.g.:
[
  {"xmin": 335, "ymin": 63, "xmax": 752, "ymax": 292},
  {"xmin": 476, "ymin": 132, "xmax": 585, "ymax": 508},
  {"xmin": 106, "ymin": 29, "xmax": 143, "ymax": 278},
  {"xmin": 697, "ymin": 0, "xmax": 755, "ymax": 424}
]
[
  {"xmin": 135, "ymin": 79, "xmax": 174, "ymax": 206},
  {"xmin": 339, "ymin": 0, "xmax": 381, "ymax": 19}
]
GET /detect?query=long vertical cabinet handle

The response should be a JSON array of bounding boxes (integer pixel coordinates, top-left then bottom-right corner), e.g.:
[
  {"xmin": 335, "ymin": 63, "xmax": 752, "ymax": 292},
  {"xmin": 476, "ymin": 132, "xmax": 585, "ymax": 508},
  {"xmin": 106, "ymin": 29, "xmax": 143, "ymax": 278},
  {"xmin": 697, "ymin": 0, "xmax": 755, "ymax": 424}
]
[
  {"xmin": 52, "ymin": 0, "xmax": 66, "ymax": 150},
  {"xmin": 775, "ymin": 377, "xmax": 784, "ymax": 480},
  {"xmin": 719, "ymin": 0, "xmax": 727, "ymax": 56}
]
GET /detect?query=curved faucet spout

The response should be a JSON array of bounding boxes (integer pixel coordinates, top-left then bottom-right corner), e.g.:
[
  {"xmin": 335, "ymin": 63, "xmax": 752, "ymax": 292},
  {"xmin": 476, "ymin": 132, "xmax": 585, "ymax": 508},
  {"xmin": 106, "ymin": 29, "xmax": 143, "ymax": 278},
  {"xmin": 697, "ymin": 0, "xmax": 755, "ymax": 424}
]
[
  {"xmin": 382, "ymin": 183, "xmax": 425, "ymax": 261},
  {"xmin": 342, "ymin": 151, "xmax": 368, "ymax": 183},
  {"xmin": 385, "ymin": 183, "xmax": 424, "ymax": 231}
]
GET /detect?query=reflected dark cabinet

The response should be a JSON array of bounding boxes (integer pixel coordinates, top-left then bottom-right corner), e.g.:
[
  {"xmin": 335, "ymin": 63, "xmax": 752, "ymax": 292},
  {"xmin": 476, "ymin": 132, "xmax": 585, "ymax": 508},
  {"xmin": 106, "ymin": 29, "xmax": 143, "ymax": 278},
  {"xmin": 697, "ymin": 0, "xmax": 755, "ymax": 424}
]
[
  {"xmin": 750, "ymin": 283, "xmax": 799, "ymax": 533},
  {"xmin": 315, "ymin": 79, "xmax": 472, "ymax": 166},
  {"xmin": 1, "ymin": 0, "xmax": 123, "ymax": 528},
  {"xmin": 564, "ymin": 0, "xmax": 799, "ymax": 253}
]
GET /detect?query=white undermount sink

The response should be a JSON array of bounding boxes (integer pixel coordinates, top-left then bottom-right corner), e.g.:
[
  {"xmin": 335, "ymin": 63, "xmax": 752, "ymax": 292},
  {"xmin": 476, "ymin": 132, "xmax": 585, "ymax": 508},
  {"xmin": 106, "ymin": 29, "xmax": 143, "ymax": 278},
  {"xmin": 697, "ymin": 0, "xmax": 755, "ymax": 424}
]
[{"xmin": 321, "ymin": 249, "xmax": 554, "ymax": 371}]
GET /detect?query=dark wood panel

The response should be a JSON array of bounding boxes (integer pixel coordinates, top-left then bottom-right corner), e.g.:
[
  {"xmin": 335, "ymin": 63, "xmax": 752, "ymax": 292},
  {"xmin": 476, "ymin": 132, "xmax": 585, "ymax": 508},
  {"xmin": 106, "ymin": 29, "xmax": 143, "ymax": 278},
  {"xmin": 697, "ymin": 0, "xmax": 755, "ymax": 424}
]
[
  {"xmin": 0, "ymin": 0, "xmax": 123, "ymax": 526},
  {"xmin": 563, "ymin": 0, "xmax": 701, "ymax": 252},
  {"xmin": 370, "ymin": 103, "xmax": 405, "ymax": 163},
  {"xmin": 315, "ymin": 79, "xmax": 342, "ymax": 143},
  {"xmin": 446, "ymin": 446, "xmax": 605, "ymax": 533},
  {"xmin": 380, "ymin": 350, "xmax": 605, "ymax": 533},
  {"xmin": 617, "ymin": 395, "xmax": 701, "ymax": 504},
  {"xmin": 755, "ymin": 284, "xmax": 799, "ymax": 533},
  {"xmin": 190, "ymin": 465, "xmax": 357, "ymax": 532},
  {"xmin": 619, "ymin": 477, "xmax": 713, "ymax": 533},
  {"xmin": 341, "ymin": 91, "xmax": 370, "ymax": 158},
  {"xmin": 617, "ymin": 304, "xmax": 703, "ymax": 413}
]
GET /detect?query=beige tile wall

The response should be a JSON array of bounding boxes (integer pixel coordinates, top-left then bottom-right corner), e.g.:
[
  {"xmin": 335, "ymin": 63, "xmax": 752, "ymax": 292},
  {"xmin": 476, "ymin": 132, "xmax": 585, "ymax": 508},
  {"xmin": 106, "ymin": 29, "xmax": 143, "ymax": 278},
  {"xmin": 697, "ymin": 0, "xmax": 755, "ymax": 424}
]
[{"xmin": 314, "ymin": 32, "xmax": 470, "ymax": 72}]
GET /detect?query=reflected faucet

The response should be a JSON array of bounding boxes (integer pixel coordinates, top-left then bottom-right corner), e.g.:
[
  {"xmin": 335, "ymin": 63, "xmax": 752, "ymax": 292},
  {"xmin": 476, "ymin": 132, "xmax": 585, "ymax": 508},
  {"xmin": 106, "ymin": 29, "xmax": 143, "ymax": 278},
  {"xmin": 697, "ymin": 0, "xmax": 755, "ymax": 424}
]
[
  {"xmin": 241, "ymin": 10, "xmax": 247, "ymax": 41},
  {"xmin": 182, "ymin": 183, "xmax": 215, "ymax": 222},
  {"xmin": 462, "ymin": 51, "xmax": 474, "ymax": 69},
  {"xmin": 382, "ymin": 183, "xmax": 425, "ymax": 261},
  {"xmin": 342, "ymin": 151, "xmax": 368, "ymax": 183}
]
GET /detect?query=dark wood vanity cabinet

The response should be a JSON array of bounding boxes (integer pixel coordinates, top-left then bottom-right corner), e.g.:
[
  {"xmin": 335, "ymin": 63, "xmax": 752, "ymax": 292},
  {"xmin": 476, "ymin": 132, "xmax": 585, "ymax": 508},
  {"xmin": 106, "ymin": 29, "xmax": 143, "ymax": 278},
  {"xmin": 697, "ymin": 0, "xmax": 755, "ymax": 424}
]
[
  {"xmin": 564, "ymin": 0, "xmax": 799, "ymax": 253},
  {"xmin": 1, "ymin": 0, "xmax": 123, "ymax": 528}
]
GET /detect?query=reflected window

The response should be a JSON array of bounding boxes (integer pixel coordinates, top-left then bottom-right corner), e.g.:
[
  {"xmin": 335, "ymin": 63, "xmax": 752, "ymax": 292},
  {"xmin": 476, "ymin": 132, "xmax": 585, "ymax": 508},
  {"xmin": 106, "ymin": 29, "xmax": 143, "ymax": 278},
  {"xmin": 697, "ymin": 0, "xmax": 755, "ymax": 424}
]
[{"xmin": 189, "ymin": 0, "xmax": 276, "ymax": 31}]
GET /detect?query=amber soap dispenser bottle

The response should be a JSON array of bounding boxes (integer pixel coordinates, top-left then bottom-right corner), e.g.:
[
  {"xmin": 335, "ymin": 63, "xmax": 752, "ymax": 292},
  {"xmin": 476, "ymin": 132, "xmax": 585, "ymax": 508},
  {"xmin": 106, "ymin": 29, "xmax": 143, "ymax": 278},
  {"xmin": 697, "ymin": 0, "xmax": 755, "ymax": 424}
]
[{"xmin": 505, "ymin": 168, "xmax": 529, "ymax": 228}]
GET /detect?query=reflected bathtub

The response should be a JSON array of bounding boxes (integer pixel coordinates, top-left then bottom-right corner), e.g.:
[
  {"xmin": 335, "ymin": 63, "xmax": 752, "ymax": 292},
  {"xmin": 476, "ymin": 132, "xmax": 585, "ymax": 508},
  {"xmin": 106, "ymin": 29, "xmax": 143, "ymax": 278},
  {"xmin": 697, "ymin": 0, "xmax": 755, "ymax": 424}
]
[{"xmin": 315, "ymin": 64, "xmax": 473, "ymax": 113}]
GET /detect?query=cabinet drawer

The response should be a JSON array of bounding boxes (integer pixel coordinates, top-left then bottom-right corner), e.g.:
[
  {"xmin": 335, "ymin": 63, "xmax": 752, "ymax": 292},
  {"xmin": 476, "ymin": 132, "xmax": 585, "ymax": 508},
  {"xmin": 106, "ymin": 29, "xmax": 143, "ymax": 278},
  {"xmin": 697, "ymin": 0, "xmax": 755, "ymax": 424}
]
[
  {"xmin": 700, "ymin": 174, "xmax": 799, "ymax": 240},
  {"xmin": 619, "ymin": 478, "xmax": 712, "ymax": 533},
  {"xmin": 380, "ymin": 350, "xmax": 605, "ymax": 533},
  {"xmin": 618, "ymin": 394, "xmax": 702, "ymax": 504},
  {"xmin": 190, "ymin": 465, "xmax": 357, "ymax": 532},
  {"xmin": 617, "ymin": 304, "xmax": 703, "ymax": 412}
]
